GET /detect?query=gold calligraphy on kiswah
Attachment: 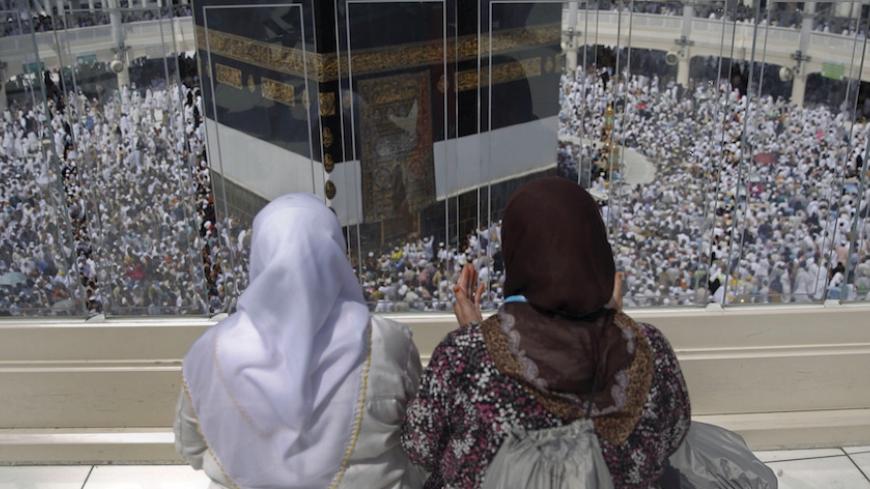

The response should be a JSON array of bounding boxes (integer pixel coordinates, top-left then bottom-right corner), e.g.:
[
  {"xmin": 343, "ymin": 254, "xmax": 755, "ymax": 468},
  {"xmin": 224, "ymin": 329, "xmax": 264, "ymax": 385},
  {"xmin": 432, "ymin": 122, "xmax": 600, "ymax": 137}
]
[
  {"xmin": 195, "ymin": 24, "xmax": 559, "ymax": 82},
  {"xmin": 455, "ymin": 57, "xmax": 543, "ymax": 92},
  {"xmin": 366, "ymin": 80, "xmax": 420, "ymax": 106},
  {"xmin": 214, "ymin": 63, "xmax": 242, "ymax": 90},
  {"xmin": 261, "ymin": 78, "xmax": 296, "ymax": 106}
]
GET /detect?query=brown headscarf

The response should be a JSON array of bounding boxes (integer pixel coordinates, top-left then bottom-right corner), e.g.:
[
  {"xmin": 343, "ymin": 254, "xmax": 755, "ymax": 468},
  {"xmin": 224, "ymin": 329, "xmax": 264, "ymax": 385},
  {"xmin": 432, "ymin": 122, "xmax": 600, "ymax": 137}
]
[
  {"xmin": 498, "ymin": 177, "xmax": 633, "ymax": 402},
  {"xmin": 502, "ymin": 177, "xmax": 615, "ymax": 315}
]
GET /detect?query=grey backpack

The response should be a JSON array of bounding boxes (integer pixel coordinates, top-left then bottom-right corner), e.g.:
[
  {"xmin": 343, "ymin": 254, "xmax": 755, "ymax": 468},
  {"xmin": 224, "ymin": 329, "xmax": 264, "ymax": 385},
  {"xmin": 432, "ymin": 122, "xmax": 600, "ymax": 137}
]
[{"xmin": 481, "ymin": 418, "xmax": 615, "ymax": 489}]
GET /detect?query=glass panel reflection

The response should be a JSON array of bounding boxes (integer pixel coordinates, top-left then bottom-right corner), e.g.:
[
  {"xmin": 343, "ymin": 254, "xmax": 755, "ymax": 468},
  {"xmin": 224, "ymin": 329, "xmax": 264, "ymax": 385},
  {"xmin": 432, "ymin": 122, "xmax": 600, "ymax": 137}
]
[
  {"xmin": 336, "ymin": 0, "xmax": 454, "ymax": 313},
  {"xmin": 561, "ymin": 1, "xmax": 713, "ymax": 307},
  {"xmin": 724, "ymin": 1, "xmax": 865, "ymax": 305},
  {"xmin": 478, "ymin": 1, "xmax": 562, "ymax": 309},
  {"xmin": 50, "ymin": 7, "xmax": 206, "ymax": 316},
  {"xmin": 2, "ymin": 0, "xmax": 870, "ymax": 318},
  {"xmin": 200, "ymin": 2, "xmax": 318, "ymax": 313},
  {"xmin": 1, "ymin": 11, "xmax": 83, "ymax": 316},
  {"xmin": 848, "ymin": 192, "xmax": 870, "ymax": 301}
]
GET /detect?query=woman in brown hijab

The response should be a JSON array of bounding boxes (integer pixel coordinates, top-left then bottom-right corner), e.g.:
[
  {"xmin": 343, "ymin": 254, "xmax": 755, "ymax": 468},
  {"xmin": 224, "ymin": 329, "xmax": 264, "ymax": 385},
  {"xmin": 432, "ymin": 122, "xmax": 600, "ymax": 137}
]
[{"xmin": 400, "ymin": 177, "xmax": 692, "ymax": 488}]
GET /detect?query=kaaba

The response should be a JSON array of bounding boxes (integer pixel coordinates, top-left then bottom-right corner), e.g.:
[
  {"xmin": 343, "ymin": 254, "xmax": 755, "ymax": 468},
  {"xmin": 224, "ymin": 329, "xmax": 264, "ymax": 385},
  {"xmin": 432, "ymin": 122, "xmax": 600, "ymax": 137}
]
[{"xmin": 192, "ymin": 0, "xmax": 562, "ymax": 246}]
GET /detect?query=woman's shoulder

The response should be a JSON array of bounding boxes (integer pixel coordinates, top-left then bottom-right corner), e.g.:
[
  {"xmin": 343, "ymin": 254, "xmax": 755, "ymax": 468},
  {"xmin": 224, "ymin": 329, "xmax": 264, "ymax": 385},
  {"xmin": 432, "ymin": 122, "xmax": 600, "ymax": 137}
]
[
  {"xmin": 426, "ymin": 322, "xmax": 488, "ymax": 373},
  {"xmin": 612, "ymin": 314, "xmax": 684, "ymax": 386},
  {"xmin": 436, "ymin": 321, "xmax": 487, "ymax": 354},
  {"xmin": 625, "ymin": 316, "xmax": 678, "ymax": 359},
  {"xmin": 618, "ymin": 314, "xmax": 690, "ymax": 418}
]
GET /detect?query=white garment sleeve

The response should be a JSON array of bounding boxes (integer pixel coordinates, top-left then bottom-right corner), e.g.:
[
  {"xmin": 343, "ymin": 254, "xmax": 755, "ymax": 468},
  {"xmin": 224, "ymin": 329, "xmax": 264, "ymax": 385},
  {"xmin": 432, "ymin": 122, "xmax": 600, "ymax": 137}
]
[
  {"xmin": 337, "ymin": 318, "xmax": 426, "ymax": 489},
  {"xmin": 173, "ymin": 387, "xmax": 206, "ymax": 470},
  {"xmin": 173, "ymin": 388, "xmax": 234, "ymax": 489}
]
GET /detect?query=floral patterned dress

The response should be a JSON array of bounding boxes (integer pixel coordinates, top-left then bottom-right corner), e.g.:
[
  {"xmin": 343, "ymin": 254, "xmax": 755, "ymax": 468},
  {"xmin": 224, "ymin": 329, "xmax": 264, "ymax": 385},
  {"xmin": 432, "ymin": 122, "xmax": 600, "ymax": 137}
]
[{"xmin": 400, "ymin": 311, "xmax": 691, "ymax": 489}]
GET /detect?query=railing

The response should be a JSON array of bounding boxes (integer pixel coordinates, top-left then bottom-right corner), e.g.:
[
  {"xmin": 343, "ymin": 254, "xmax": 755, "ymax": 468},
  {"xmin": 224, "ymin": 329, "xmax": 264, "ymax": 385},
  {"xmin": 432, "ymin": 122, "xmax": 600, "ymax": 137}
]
[
  {"xmin": 562, "ymin": 11, "xmax": 867, "ymax": 75},
  {"xmin": 0, "ymin": 16, "xmax": 194, "ymax": 63}
]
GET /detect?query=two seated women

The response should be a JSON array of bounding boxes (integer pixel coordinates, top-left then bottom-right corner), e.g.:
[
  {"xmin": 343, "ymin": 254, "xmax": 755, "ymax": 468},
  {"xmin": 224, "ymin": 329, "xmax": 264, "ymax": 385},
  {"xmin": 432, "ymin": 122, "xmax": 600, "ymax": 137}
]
[{"xmin": 175, "ymin": 179, "xmax": 774, "ymax": 489}]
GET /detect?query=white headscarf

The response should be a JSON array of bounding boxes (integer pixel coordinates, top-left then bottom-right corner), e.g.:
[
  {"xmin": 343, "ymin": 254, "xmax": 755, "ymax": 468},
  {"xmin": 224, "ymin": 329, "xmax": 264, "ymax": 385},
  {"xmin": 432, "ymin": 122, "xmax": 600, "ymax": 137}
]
[{"xmin": 183, "ymin": 193, "xmax": 370, "ymax": 489}]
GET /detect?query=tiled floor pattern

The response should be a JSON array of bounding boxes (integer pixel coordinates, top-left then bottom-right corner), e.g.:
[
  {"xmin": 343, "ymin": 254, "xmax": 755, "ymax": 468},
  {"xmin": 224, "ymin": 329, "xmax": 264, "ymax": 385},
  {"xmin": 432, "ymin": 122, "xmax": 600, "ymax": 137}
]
[{"xmin": 0, "ymin": 447, "xmax": 868, "ymax": 488}]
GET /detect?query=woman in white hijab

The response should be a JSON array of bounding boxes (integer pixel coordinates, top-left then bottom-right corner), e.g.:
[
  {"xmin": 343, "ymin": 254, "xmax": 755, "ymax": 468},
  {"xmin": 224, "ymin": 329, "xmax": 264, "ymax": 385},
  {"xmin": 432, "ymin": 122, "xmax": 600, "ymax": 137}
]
[{"xmin": 174, "ymin": 193, "xmax": 424, "ymax": 489}]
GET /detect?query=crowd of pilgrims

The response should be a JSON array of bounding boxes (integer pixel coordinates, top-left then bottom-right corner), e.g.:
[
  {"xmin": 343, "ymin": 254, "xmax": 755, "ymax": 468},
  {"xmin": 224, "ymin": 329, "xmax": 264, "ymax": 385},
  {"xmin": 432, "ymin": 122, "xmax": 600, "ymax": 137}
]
[
  {"xmin": 330, "ymin": 66, "xmax": 870, "ymax": 311},
  {"xmin": 0, "ymin": 74, "xmax": 244, "ymax": 316},
  {"xmin": 3, "ymin": 61, "xmax": 870, "ymax": 316},
  {"xmin": 558, "ymin": 66, "xmax": 870, "ymax": 306},
  {"xmin": 359, "ymin": 224, "xmax": 504, "ymax": 313},
  {"xmin": 362, "ymin": 64, "xmax": 870, "ymax": 312}
]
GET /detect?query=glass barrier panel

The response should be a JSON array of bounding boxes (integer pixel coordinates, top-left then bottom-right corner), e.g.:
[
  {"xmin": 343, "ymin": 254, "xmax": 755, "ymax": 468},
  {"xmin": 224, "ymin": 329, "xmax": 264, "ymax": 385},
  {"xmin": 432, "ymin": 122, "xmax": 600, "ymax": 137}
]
[
  {"xmin": 693, "ymin": 0, "xmax": 737, "ymax": 306},
  {"xmin": 0, "ymin": 11, "xmax": 84, "ymax": 316},
  {"xmin": 562, "ymin": 1, "xmax": 718, "ymax": 307},
  {"xmin": 685, "ymin": 0, "xmax": 736, "ymax": 305},
  {"xmin": 845, "ymin": 82, "xmax": 870, "ymax": 302},
  {"xmin": 46, "ymin": 7, "xmax": 108, "ymax": 316},
  {"xmin": 155, "ymin": 6, "xmax": 208, "ymax": 313},
  {"xmin": 3, "ymin": 0, "xmax": 870, "ymax": 318},
  {"xmin": 44, "ymin": 8, "xmax": 207, "ymax": 316},
  {"xmin": 199, "ymin": 2, "xmax": 318, "ymax": 313},
  {"xmin": 335, "ymin": 0, "xmax": 454, "ymax": 313},
  {"xmin": 842, "ymin": 149, "xmax": 870, "ymax": 302},
  {"xmin": 611, "ymin": 1, "xmax": 710, "ymax": 307},
  {"xmin": 479, "ymin": 0, "xmax": 563, "ymax": 309},
  {"xmin": 725, "ymin": 1, "xmax": 866, "ymax": 305}
]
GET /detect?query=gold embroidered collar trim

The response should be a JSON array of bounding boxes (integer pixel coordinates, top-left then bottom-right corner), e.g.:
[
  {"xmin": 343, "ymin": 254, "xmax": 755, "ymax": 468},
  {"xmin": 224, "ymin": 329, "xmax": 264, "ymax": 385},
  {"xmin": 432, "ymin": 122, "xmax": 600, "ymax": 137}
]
[{"xmin": 480, "ymin": 312, "xmax": 653, "ymax": 445}]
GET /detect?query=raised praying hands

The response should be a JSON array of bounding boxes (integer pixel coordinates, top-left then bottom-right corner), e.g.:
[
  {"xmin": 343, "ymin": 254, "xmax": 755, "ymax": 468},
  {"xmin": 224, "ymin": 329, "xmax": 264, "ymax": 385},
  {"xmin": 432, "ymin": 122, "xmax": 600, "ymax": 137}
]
[
  {"xmin": 453, "ymin": 267, "xmax": 623, "ymax": 326},
  {"xmin": 453, "ymin": 264, "xmax": 485, "ymax": 327}
]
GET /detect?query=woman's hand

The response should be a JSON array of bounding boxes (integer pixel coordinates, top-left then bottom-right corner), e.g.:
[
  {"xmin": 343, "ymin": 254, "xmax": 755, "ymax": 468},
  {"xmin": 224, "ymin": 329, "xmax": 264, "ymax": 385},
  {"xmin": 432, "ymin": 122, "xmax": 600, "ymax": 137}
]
[{"xmin": 453, "ymin": 264, "xmax": 485, "ymax": 327}]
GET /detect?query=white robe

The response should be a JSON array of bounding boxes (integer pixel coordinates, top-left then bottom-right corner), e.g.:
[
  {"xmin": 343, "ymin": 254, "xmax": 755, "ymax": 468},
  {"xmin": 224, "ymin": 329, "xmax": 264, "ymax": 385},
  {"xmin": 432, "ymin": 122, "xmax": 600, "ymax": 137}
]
[{"xmin": 175, "ymin": 315, "xmax": 424, "ymax": 489}]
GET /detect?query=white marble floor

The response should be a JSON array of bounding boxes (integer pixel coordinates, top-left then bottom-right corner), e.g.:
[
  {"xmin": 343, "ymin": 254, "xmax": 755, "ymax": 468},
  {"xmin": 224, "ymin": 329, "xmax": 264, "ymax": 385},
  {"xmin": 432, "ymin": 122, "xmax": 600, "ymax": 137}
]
[{"xmin": 0, "ymin": 447, "xmax": 868, "ymax": 488}]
